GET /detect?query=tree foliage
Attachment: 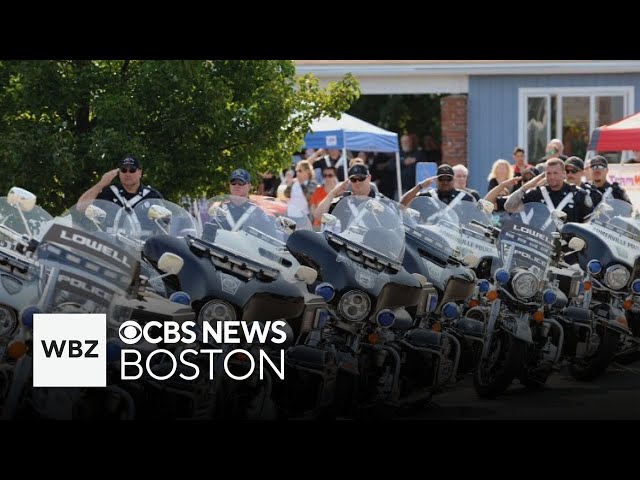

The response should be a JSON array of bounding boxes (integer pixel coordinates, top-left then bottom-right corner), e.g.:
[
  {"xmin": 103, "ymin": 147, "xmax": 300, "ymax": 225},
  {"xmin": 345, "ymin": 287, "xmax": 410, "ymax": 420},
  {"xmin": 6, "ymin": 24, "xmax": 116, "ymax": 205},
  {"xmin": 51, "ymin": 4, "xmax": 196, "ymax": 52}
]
[{"xmin": 0, "ymin": 60, "xmax": 360, "ymax": 214}]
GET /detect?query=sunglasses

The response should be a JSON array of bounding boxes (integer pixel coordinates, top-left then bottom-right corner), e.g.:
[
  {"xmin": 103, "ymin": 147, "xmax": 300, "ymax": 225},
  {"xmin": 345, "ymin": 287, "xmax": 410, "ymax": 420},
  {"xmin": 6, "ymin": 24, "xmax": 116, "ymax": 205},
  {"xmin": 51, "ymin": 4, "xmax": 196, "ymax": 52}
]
[
  {"xmin": 120, "ymin": 167, "xmax": 138, "ymax": 174},
  {"xmin": 230, "ymin": 180, "xmax": 247, "ymax": 186},
  {"xmin": 323, "ymin": 173, "xmax": 335, "ymax": 178},
  {"xmin": 565, "ymin": 168, "xmax": 580, "ymax": 174},
  {"xmin": 591, "ymin": 164, "xmax": 607, "ymax": 171},
  {"xmin": 350, "ymin": 176, "xmax": 367, "ymax": 183},
  {"xmin": 438, "ymin": 175, "xmax": 453, "ymax": 182}
]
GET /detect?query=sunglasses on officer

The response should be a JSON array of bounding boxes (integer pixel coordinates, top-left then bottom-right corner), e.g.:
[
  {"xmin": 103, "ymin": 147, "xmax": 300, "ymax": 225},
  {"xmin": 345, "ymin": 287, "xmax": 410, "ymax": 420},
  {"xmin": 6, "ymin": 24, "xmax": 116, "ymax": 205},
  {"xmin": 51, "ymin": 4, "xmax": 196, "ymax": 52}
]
[
  {"xmin": 437, "ymin": 175, "xmax": 453, "ymax": 183},
  {"xmin": 350, "ymin": 175, "xmax": 367, "ymax": 183},
  {"xmin": 591, "ymin": 164, "xmax": 607, "ymax": 171},
  {"xmin": 230, "ymin": 180, "xmax": 248, "ymax": 186},
  {"xmin": 120, "ymin": 167, "xmax": 138, "ymax": 174},
  {"xmin": 565, "ymin": 167, "xmax": 581, "ymax": 174}
]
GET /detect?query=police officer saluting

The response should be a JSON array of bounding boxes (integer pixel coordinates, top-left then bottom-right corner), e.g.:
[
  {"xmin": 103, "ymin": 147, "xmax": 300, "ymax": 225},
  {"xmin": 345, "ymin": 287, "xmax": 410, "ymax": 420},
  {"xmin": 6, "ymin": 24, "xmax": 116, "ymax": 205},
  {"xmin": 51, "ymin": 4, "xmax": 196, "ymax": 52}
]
[
  {"xmin": 587, "ymin": 155, "xmax": 632, "ymax": 204},
  {"xmin": 79, "ymin": 156, "xmax": 163, "ymax": 210},
  {"xmin": 314, "ymin": 163, "xmax": 382, "ymax": 220},
  {"xmin": 504, "ymin": 157, "xmax": 594, "ymax": 223},
  {"xmin": 400, "ymin": 164, "xmax": 476, "ymax": 207}
]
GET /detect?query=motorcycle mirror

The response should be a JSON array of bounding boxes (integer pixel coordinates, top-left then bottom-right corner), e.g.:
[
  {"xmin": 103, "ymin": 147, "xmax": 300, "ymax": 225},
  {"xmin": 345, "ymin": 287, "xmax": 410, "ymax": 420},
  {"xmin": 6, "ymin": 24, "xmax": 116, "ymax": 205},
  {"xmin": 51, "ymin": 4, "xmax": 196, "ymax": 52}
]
[
  {"xmin": 208, "ymin": 204, "xmax": 221, "ymax": 217},
  {"xmin": 463, "ymin": 254, "xmax": 480, "ymax": 268},
  {"xmin": 294, "ymin": 266, "xmax": 318, "ymax": 285},
  {"xmin": 552, "ymin": 209, "xmax": 567, "ymax": 223},
  {"xmin": 7, "ymin": 187, "xmax": 37, "ymax": 212},
  {"xmin": 477, "ymin": 199, "xmax": 494, "ymax": 214},
  {"xmin": 157, "ymin": 252, "xmax": 184, "ymax": 275},
  {"xmin": 412, "ymin": 272, "xmax": 428, "ymax": 287},
  {"xmin": 568, "ymin": 237, "xmax": 585, "ymax": 252},
  {"xmin": 148, "ymin": 204, "xmax": 172, "ymax": 222},
  {"xmin": 406, "ymin": 208, "xmax": 420, "ymax": 220},
  {"xmin": 321, "ymin": 213, "xmax": 338, "ymax": 227},
  {"xmin": 365, "ymin": 199, "xmax": 384, "ymax": 214},
  {"xmin": 85, "ymin": 204, "xmax": 107, "ymax": 224},
  {"xmin": 276, "ymin": 216, "xmax": 297, "ymax": 235},
  {"xmin": 600, "ymin": 203, "xmax": 614, "ymax": 214}
]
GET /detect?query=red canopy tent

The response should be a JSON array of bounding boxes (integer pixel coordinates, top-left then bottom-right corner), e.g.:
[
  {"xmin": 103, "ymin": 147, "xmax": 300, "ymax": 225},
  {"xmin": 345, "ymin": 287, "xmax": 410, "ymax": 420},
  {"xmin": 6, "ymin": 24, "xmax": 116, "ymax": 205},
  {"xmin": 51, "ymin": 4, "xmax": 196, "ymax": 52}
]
[{"xmin": 588, "ymin": 112, "xmax": 640, "ymax": 151}]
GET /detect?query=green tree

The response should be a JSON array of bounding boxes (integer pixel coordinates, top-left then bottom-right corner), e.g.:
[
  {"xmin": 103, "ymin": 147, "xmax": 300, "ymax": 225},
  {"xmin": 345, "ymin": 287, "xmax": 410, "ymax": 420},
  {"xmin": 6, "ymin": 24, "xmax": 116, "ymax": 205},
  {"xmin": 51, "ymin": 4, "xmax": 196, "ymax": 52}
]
[{"xmin": 0, "ymin": 60, "xmax": 360, "ymax": 214}]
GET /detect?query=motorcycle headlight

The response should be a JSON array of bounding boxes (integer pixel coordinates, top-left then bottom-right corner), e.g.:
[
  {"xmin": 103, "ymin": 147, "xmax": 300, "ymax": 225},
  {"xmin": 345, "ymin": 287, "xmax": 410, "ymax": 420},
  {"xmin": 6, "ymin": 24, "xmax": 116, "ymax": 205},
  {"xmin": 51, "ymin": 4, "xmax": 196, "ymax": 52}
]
[
  {"xmin": 199, "ymin": 299, "xmax": 236, "ymax": 325},
  {"xmin": 604, "ymin": 265, "xmax": 630, "ymax": 290},
  {"xmin": 511, "ymin": 270, "xmax": 539, "ymax": 298},
  {"xmin": 0, "ymin": 304, "xmax": 18, "ymax": 337},
  {"xmin": 338, "ymin": 290, "xmax": 371, "ymax": 322}
]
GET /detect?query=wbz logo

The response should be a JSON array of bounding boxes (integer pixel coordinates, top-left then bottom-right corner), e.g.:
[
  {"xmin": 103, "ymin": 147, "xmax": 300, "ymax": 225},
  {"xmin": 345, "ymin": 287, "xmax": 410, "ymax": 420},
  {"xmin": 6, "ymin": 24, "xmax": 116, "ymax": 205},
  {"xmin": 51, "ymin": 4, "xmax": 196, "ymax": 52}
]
[{"xmin": 33, "ymin": 314, "xmax": 106, "ymax": 387}]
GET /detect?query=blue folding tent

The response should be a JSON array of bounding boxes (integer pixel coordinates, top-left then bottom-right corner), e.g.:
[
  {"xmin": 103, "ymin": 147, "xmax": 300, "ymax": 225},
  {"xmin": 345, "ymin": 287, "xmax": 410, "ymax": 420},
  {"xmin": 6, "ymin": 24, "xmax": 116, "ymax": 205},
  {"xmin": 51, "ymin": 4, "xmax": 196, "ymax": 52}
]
[{"xmin": 303, "ymin": 113, "xmax": 404, "ymax": 195}]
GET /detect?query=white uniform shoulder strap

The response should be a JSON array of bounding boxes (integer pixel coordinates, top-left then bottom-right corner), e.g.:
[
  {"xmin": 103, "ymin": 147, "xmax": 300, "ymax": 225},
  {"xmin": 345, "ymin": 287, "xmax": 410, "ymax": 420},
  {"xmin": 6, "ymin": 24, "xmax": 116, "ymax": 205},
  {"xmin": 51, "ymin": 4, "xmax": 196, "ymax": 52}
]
[
  {"xmin": 540, "ymin": 186, "xmax": 573, "ymax": 213},
  {"xmin": 221, "ymin": 203, "xmax": 257, "ymax": 232}
]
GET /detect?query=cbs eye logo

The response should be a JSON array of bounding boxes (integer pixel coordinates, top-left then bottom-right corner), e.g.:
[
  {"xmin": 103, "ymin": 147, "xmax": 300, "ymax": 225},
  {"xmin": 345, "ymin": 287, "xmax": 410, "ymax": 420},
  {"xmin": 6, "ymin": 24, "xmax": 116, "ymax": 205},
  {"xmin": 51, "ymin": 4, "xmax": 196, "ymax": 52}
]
[{"xmin": 119, "ymin": 321, "xmax": 143, "ymax": 345}]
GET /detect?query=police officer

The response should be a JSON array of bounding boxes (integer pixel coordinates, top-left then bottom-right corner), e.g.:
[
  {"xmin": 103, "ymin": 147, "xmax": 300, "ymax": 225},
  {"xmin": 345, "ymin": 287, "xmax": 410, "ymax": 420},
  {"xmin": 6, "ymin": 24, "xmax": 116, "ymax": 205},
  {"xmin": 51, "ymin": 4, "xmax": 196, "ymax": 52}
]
[
  {"xmin": 588, "ymin": 155, "xmax": 632, "ymax": 204},
  {"xmin": 314, "ymin": 164, "xmax": 386, "ymax": 226},
  {"xmin": 315, "ymin": 164, "xmax": 379, "ymax": 213},
  {"xmin": 78, "ymin": 156, "xmax": 163, "ymax": 211},
  {"xmin": 400, "ymin": 164, "xmax": 476, "ymax": 207},
  {"xmin": 206, "ymin": 168, "xmax": 278, "ymax": 238},
  {"xmin": 504, "ymin": 157, "xmax": 594, "ymax": 223},
  {"xmin": 564, "ymin": 156, "xmax": 603, "ymax": 207}
]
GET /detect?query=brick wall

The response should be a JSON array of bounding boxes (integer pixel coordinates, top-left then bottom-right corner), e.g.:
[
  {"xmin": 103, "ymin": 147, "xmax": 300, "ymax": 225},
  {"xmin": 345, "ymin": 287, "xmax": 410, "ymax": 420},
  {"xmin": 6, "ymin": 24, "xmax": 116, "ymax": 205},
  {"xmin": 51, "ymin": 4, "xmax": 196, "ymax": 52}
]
[{"xmin": 441, "ymin": 94, "xmax": 468, "ymax": 166}]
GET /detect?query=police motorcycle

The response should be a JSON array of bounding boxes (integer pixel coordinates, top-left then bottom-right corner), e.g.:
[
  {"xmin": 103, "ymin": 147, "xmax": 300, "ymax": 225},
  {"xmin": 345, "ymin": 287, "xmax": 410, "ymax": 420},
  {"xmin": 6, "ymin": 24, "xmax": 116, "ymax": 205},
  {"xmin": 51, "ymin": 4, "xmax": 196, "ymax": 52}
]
[
  {"xmin": 473, "ymin": 203, "xmax": 565, "ymax": 398},
  {"xmin": 1, "ymin": 196, "xmax": 196, "ymax": 420},
  {"xmin": 401, "ymin": 196, "xmax": 497, "ymax": 382},
  {"xmin": 73, "ymin": 199, "xmax": 214, "ymax": 419},
  {"xmin": 142, "ymin": 195, "xmax": 333, "ymax": 420},
  {"xmin": 287, "ymin": 195, "xmax": 439, "ymax": 417},
  {"xmin": 559, "ymin": 198, "xmax": 639, "ymax": 369},
  {"xmin": 0, "ymin": 188, "xmax": 54, "ymax": 345},
  {"xmin": 0, "ymin": 188, "xmax": 54, "ymax": 404}
]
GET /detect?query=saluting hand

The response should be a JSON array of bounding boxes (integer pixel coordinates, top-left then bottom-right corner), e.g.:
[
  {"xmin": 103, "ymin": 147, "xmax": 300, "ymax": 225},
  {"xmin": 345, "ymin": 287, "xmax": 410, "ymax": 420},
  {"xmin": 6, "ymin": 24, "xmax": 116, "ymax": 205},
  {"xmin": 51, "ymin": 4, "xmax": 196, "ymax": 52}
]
[
  {"xmin": 331, "ymin": 180, "xmax": 349, "ymax": 198},
  {"xmin": 99, "ymin": 169, "xmax": 119, "ymax": 188}
]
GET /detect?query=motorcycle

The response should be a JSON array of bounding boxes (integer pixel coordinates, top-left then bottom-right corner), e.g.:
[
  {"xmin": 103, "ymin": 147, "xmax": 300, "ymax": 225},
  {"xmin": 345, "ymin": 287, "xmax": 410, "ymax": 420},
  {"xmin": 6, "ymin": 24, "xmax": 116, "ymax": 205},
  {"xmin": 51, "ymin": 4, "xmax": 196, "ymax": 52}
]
[
  {"xmin": 474, "ymin": 203, "xmax": 565, "ymax": 397},
  {"xmin": 1, "ymin": 197, "xmax": 195, "ymax": 420},
  {"xmin": 142, "ymin": 195, "xmax": 332, "ymax": 419},
  {"xmin": 0, "ymin": 187, "xmax": 53, "ymax": 405},
  {"xmin": 402, "ymin": 196, "xmax": 493, "ymax": 381},
  {"xmin": 560, "ymin": 198, "xmax": 639, "ymax": 371},
  {"xmin": 288, "ymin": 195, "xmax": 440, "ymax": 417}
]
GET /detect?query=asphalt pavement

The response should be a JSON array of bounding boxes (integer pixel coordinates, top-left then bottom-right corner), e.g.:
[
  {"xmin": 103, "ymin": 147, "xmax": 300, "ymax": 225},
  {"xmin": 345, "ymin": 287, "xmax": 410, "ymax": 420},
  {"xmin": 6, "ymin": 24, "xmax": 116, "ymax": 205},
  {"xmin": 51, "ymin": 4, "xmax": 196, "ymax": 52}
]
[{"xmin": 412, "ymin": 361, "xmax": 640, "ymax": 420}]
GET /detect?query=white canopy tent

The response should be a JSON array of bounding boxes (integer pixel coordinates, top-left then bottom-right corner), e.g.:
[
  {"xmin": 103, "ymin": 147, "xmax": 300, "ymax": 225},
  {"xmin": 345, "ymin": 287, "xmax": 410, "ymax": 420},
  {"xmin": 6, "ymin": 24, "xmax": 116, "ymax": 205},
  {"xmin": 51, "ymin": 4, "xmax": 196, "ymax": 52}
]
[{"xmin": 302, "ymin": 113, "xmax": 404, "ymax": 196}]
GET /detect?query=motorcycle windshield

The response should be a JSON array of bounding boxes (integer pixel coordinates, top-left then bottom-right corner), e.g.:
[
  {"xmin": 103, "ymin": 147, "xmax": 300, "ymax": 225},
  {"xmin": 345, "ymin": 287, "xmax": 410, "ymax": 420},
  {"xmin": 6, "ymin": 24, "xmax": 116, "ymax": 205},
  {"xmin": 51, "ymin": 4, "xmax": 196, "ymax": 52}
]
[
  {"xmin": 132, "ymin": 198, "xmax": 202, "ymax": 240},
  {"xmin": 35, "ymin": 203, "xmax": 139, "ymax": 316},
  {"xmin": 57, "ymin": 199, "xmax": 139, "ymax": 239},
  {"xmin": 403, "ymin": 195, "xmax": 460, "ymax": 258},
  {"xmin": 200, "ymin": 195, "xmax": 306, "ymax": 281},
  {"xmin": 587, "ymin": 198, "xmax": 640, "ymax": 247},
  {"xmin": 330, "ymin": 196, "xmax": 406, "ymax": 264},
  {"xmin": 492, "ymin": 202, "xmax": 556, "ymax": 282},
  {"xmin": 447, "ymin": 199, "xmax": 498, "ymax": 260},
  {"xmin": 0, "ymin": 196, "xmax": 53, "ymax": 241}
]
